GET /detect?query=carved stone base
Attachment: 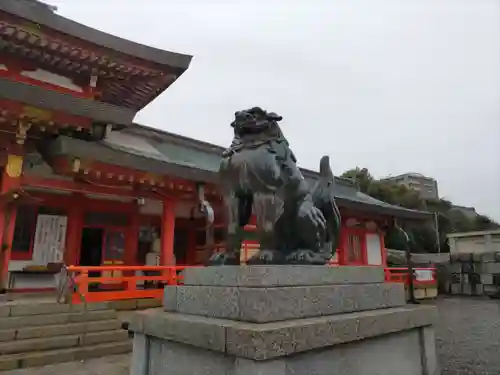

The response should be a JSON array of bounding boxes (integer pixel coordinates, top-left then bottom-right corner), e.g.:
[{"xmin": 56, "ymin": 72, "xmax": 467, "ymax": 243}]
[
  {"xmin": 206, "ymin": 252, "xmax": 240, "ymax": 266},
  {"xmin": 246, "ymin": 250, "xmax": 285, "ymax": 265},
  {"xmin": 211, "ymin": 249, "xmax": 329, "ymax": 266},
  {"xmin": 285, "ymin": 249, "xmax": 328, "ymax": 265}
]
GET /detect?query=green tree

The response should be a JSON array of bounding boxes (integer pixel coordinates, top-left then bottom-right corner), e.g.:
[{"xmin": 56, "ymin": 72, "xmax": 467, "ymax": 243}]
[
  {"xmin": 474, "ymin": 215, "xmax": 499, "ymax": 231},
  {"xmin": 341, "ymin": 168, "xmax": 373, "ymax": 193}
]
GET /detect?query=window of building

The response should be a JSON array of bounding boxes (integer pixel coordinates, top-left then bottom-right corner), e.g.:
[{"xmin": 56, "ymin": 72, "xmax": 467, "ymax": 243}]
[
  {"xmin": 11, "ymin": 205, "xmax": 67, "ymax": 260},
  {"xmin": 365, "ymin": 233, "xmax": 382, "ymax": 265},
  {"xmin": 346, "ymin": 233, "xmax": 364, "ymax": 264},
  {"xmin": 11, "ymin": 206, "xmax": 37, "ymax": 258}
]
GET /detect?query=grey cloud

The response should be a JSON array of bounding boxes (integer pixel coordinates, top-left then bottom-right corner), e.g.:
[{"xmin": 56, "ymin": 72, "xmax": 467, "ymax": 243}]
[{"xmin": 51, "ymin": 0, "xmax": 500, "ymax": 221}]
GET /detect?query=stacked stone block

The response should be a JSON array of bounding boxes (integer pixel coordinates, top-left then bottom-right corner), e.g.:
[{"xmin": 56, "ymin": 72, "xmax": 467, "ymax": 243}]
[
  {"xmin": 448, "ymin": 252, "xmax": 500, "ymax": 297},
  {"xmin": 476, "ymin": 252, "xmax": 500, "ymax": 297}
]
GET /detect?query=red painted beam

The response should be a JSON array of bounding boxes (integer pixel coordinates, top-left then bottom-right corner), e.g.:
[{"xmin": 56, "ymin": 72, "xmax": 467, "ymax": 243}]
[
  {"xmin": 0, "ymin": 14, "xmax": 161, "ymax": 75},
  {"xmin": 21, "ymin": 175, "xmax": 150, "ymax": 199},
  {"xmin": 0, "ymin": 98, "xmax": 92, "ymax": 129}
]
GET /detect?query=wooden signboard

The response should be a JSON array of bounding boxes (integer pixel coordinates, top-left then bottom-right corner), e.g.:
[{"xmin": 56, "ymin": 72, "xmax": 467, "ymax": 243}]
[{"xmin": 32, "ymin": 214, "xmax": 68, "ymax": 266}]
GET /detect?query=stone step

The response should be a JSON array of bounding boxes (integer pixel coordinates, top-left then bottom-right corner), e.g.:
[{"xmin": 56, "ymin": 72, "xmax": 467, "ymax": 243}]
[
  {"xmin": 0, "ymin": 329, "xmax": 129, "ymax": 355},
  {"xmin": 0, "ymin": 319, "xmax": 122, "ymax": 342},
  {"xmin": 0, "ymin": 309, "xmax": 118, "ymax": 330},
  {"xmin": 0, "ymin": 302, "xmax": 109, "ymax": 318},
  {"xmin": 109, "ymin": 298, "xmax": 162, "ymax": 311},
  {"xmin": 1, "ymin": 292, "xmax": 58, "ymax": 302},
  {"xmin": 0, "ymin": 340, "xmax": 132, "ymax": 371}
]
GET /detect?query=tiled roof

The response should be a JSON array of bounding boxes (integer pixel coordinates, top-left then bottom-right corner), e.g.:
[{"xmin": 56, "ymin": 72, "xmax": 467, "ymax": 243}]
[
  {"xmin": 0, "ymin": 0, "xmax": 192, "ymax": 69},
  {"xmin": 46, "ymin": 125, "xmax": 431, "ymax": 220},
  {"xmin": 0, "ymin": 0, "xmax": 192, "ymax": 110}
]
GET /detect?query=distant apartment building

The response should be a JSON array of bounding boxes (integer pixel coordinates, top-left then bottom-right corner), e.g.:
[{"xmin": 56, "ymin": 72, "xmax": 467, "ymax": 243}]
[{"xmin": 382, "ymin": 173, "xmax": 439, "ymax": 200}]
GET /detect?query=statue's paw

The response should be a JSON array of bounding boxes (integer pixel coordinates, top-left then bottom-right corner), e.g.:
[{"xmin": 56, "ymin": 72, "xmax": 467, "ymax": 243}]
[
  {"xmin": 317, "ymin": 243, "xmax": 336, "ymax": 262},
  {"xmin": 247, "ymin": 250, "xmax": 285, "ymax": 265},
  {"xmin": 206, "ymin": 252, "xmax": 240, "ymax": 266},
  {"xmin": 285, "ymin": 249, "xmax": 328, "ymax": 265}
]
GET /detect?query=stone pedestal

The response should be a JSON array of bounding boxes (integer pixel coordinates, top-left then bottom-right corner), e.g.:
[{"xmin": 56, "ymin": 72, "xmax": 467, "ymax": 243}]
[{"xmin": 129, "ymin": 266, "xmax": 439, "ymax": 375}]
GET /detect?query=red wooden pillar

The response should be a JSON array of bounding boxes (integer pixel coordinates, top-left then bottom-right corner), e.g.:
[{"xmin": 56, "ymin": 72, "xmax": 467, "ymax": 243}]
[
  {"xmin": 126, "ymin": 209, "xmax": 140, "ymax": 266},
  {"xmin": 337, "ymin": 226, "xmax": 347, "ymax": 265},
  {"xmin": 0, "ymin": 206, "xmax": 17, "ymax": 289},
  {"xmin": 0, "ymin": 154, "xmax": 23, "ymax": 289},
  {"xmin": 160, "ymin": 199, "xmax": 177, "ymax": 267},
  {"xmin": 379, "ymin": 231, "xmax": 387, "ymax": 267},
  {"xmin": 64, "ymin": 194, "xmax": 84, "ymax": 266}
]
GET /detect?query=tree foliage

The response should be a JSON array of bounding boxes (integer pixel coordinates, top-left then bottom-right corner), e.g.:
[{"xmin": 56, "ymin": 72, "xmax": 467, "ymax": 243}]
[{"xmin": 341, "ymin": 168, "xmax": 499, "ymax": 253}]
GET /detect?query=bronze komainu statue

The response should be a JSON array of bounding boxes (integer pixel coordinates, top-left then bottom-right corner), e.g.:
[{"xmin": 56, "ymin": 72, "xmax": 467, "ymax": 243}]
[{"xmin": 208, "ymin": 107, "xmax": 341, "ymax": 265}]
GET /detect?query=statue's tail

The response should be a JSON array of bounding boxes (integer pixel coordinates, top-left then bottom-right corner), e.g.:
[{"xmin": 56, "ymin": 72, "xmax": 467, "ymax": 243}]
[
  {"xmin": 312, "ymin": 155, "xmax": 342, "ymax": 255},
  {"xmin": 319, "ymin": 155, "xmax": 335, "ymax": 183}
]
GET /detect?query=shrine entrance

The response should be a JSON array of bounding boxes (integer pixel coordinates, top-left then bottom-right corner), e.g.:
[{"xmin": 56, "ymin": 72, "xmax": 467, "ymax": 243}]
[{"xmin": 79, "ymin": 227, "xmax": 103, "ymax": 268}]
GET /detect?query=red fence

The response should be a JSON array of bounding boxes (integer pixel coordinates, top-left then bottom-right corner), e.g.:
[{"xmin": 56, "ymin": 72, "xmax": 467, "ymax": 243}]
[
  {"xmin": 65, "ymin": 265, "xmax": 198, "ymax": 304},
  {"xmin": 65, "ymin": 265, "xmax": 437, "ymax": 304},
  {"xmin": 384, "ymin": 267, "xmax": 437, "ymax": 287}
]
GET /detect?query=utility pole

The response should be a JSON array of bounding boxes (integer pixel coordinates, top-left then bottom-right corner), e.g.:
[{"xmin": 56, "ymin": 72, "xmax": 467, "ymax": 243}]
[{"xmin": 434, "ymin": 212, "xmax": 441, "ymax": 253}]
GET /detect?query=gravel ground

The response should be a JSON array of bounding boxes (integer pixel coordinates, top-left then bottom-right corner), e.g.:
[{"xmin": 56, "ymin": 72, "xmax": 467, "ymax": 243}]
[{"xmin": 435, "ymin": 296, "xmax": 500, "ymax": 375}]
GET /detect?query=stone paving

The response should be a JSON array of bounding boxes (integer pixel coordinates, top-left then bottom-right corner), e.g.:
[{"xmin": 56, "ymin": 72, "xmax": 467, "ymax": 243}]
[{"xmin": 3, "ymin": 297, "xmax": 500, "ymax": 374}]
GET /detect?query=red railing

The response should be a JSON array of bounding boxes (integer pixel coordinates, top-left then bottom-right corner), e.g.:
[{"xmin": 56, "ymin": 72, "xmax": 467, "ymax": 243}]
[
  {"xmin": 384, "ymin": 267, "xmax": 437, "ymax": 287},
  {"xmin": 65, "ymin": 264, "xmax": 437, "ymax": 304},
  {"xmin": 66, "ymin": 265, "xmax": 200, "ymax": 304}
]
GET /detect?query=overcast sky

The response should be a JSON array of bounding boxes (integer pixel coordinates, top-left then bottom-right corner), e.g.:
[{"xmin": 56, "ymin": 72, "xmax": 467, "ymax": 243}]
[{"xmin": 51, "ymin": 0, "xmax": 500, "ymax": 221}]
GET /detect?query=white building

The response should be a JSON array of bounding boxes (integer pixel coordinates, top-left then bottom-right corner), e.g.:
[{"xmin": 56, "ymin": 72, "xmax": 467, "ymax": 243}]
[
  {"xmin": 382, "ymin": 173, "xmax": 439, "ymax": 200},
  {"xmin": 447, "ymin": 229, "xmax": 500, "ymax": 254}
]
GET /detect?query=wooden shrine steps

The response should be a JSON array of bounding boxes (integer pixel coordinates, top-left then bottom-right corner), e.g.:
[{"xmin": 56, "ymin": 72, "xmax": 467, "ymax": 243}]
[{"xmin": 0, "ymin": 301, "xmax": 131, "ymax": 371}]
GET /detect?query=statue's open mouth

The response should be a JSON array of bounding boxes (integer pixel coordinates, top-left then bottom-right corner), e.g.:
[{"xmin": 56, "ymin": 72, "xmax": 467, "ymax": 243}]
[{"xmin": 236, "ymin": 124, "xmax": 269, "ymax": 136}]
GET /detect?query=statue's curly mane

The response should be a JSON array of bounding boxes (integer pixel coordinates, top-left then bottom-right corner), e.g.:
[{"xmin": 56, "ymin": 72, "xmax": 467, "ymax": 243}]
[
  {"xmin": 220, "ymin": 107, "xmax": 296, "ymax": 196},
  {"xmin": 232, "ymin": 107, "xmax": 284, "ymax": 139}
]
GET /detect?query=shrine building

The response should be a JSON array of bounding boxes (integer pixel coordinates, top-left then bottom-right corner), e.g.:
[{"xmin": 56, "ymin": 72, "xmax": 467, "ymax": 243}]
[{"xmin": 0, "ymin": 1, "xmax": 431, "ymax": 294}]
